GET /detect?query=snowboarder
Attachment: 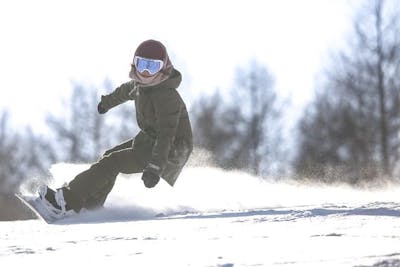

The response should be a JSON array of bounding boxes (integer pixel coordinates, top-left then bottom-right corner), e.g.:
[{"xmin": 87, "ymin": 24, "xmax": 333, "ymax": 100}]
[{"xmin": 38, "ymin": 39, "xmax": 193, "ymax": 217}]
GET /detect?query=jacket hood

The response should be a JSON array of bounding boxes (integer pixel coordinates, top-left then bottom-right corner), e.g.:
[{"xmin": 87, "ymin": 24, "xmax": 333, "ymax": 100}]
[{"xmin": 149, "ymin": 69, "xmax": 182, "ymax": 90}]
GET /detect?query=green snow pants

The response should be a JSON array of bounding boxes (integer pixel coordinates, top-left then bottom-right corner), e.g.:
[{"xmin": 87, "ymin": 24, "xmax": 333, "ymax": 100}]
[
  {"xmin": 65, "ymin": 132, "xmax": 153, "ymax": 211},
  {"xmin": 63, "ymin": 131, "xmax": 191, "ymax": 212}
]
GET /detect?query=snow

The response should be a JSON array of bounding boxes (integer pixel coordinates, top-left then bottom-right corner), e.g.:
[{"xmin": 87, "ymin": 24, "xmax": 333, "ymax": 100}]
[{"xmin": 2, "ymin": 164, "xmax": 400, "ymax": 267}]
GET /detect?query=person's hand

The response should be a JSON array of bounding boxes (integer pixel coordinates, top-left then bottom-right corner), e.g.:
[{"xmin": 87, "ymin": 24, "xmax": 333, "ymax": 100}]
[
  {"xmin": 141, "ymin": 164, "xmax": 161, "ymax": 188},
  {"xmin": 97, "ymin": 101, "xmax": 107, "ymax": 114}
]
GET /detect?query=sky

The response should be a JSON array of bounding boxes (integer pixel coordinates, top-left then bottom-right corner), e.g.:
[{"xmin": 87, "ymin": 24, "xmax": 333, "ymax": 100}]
[{"xmin": 0, "ymin": 0, "xmax": 358, "ymax": 131}]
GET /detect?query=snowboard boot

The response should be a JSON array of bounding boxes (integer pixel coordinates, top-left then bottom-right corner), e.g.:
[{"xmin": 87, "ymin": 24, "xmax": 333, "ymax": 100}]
[
  {"xmin": 59, "ymin": 186, "xmax": 84, "ymax": 213},
  {"xmin": 38, "ymin": 185, "xmax": 75, "ymax": 218}
]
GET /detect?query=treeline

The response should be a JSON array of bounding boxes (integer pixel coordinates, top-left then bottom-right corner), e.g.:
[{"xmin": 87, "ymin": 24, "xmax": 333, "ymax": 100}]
[
  {"xmin": 296, "ymin": 0, "xmax": 400, "ymax": 183},
  {"xmin": 1, "ymin": 0, "xmax": 399, "ymax": 220},
  {"xmin": 192, "ymin": 0, "xmax": 400, "ymax": 183}
]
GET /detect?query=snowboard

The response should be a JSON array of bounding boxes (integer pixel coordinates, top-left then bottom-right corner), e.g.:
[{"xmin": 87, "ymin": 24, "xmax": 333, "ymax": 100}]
[{"xmin": 15, "ymin": 193, "xmax": 59, "ymax": 224}]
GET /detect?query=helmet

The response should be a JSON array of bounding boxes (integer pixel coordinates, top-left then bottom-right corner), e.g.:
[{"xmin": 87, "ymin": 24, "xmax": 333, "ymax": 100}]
[{"xmin": 134, "ymin": 39, "xmax": 166, "ymax": 60}]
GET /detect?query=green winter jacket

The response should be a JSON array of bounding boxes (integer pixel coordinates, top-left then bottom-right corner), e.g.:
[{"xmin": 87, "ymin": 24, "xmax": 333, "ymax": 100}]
[{"xmin": 101, "ymin": 69, "xmax": 193, "ymax": 186}]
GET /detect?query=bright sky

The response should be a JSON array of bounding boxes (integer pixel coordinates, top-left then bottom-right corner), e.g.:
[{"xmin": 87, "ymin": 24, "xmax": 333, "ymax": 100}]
[{"xmin": 0, "ymin": 0, "xmax": 357, "ymax": 130}]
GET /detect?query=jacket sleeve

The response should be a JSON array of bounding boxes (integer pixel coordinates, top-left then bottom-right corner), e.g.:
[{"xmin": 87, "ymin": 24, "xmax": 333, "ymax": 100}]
[
  {"xmin": 101, "ymin": 81, "xmax": 137, "ymax": 111},
  {"xmin": 150, "ymin": 89, "xmax": 182, "ymax": 172}
]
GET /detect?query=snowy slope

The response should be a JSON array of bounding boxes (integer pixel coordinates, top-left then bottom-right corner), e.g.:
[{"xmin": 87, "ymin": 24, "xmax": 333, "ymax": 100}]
[{"xmin": 1, "ymin": 164, "xmax": 400, "ymax": 267}]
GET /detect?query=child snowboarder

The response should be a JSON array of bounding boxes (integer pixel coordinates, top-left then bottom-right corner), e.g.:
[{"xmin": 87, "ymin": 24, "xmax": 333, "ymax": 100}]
[{"xmin": 39, "ymin": 39, "xmax": 193, "ymax": 217}]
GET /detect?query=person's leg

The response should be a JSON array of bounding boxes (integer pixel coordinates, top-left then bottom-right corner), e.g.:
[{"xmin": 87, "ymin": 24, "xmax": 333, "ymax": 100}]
[
  {"xmin": 78, "ymin": 139, "xmax": 135, "ymax": 208},
  {"xmin": 63, "ymin": 138, "xmax": 153, "ymax": 211}
]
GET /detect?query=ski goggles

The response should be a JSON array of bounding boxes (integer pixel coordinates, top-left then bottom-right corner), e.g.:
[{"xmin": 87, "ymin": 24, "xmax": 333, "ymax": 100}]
[{"xmin": 133, "ymin": 56, "xmax": 164, "ymax": 75}]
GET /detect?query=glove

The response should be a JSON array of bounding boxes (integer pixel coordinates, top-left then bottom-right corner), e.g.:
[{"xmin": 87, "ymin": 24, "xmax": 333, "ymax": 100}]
[
  {"xmin": 141, "ymin": 164, "xmax": 161, "ymax": 188},
  {"xmin": 97, "ymin": 102, "xmax": 107, "ymax": 114}
]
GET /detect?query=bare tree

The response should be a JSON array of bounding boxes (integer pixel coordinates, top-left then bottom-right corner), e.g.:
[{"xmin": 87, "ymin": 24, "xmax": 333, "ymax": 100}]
[
  {"xmin": 228, "ymin": 61, "xmax": 281, "ymax": 175},
  {"xmin": 354, "ymin": 0, "xmax": 400, "ymax": 176},
  {"xmin": 191, "ymin": 61, "xmax": 283, "ymax": 176},
  {"xmin": 191, "ymin": 91, "xmax": 243, "ymax": 168}
]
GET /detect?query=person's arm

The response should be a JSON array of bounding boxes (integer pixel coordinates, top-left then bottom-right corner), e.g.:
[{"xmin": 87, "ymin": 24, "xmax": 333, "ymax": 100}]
[{"xmin": 99, "ymin": 81, "xmax": 137, "ymax": 112}]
